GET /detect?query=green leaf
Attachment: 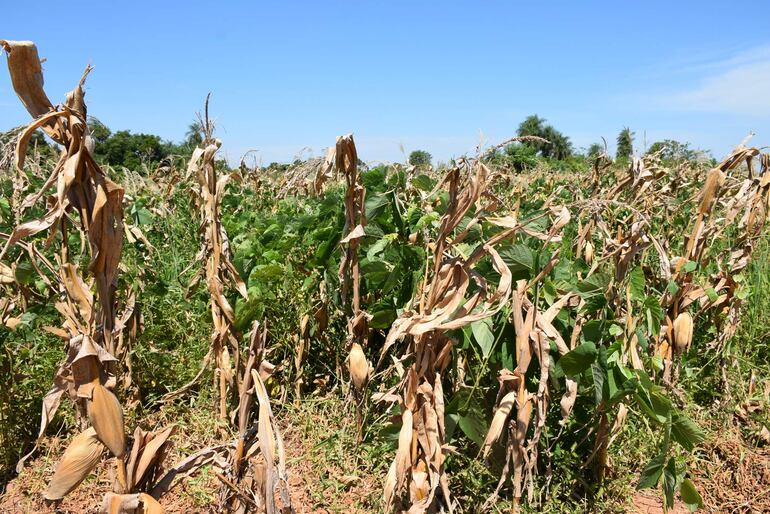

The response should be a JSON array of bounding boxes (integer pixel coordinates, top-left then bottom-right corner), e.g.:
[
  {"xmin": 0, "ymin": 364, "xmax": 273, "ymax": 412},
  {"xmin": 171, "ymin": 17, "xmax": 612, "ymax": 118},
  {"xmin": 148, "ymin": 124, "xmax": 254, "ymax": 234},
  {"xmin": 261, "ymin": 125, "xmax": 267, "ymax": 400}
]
[
  {"xmin": 680, "ymin": 479, "xmax": 703, "ymax": 512},
  {"xmin": 500, "ymin": 244, "xmax": 535, "ymax": 273},
  {"xmin": 445, "ymin": 412, "xmax": 460, "ymax": 441},
  {"xmin": 366, "ymin": 235, "xmax": 395, "ymax": 261},
  {"xmin": 369, "ymin": 308, "xmax": 397, "ymax": 329},
  {"xmin": 14, "ymin": 261, "xmax": 36, "ymax": 285},
  {"xmin": 608, "ymin": 324, "xmax": 624, "ymax": 337},
  {"xmin": 582, "ymin": 320, "xmax": 603, "ymax": 344},
  {"xmin": 471, "ymin": 318, "xmax": 495, "ymax": 360},
  {"xmin": 683, "ymin": 260, "xmax": 697, "ymax": 273},
  {"xmin": 412, "ymin": 174, "xmax": 435, "ymax": 191},
  {"xmin": 637, "ymin": 451, "xmax": 666, "ymax": 489},
  {"xmin": 559, "ymin": 342, "xmax": 598, "ymax": 376},
  {"xmin": 577, "ymin": 272, "xmax": 611, "ymax": 298},
  {"xmin": 134, "ymin": 206, "xmax": 152, "ymax": 226},
  {"xmin": 592, "ymin": 362, "xmax": 605, "ymax": 405},
  {"xmin": 671, "ymin": 411, "xmax": 705, "ymax": 452},
  {"xmin": 705, "ymin": 287, "xmax": 718, "ymax": 303},
  {"xmin": 628, "ymin": 266, "xmax": 646, "ymax": 300},
  {"xmin": 458, "ymin": 413, "xmax": 486, "ymax": 445},
  {"xmin": 644, "ymin": 296, "xmax": 664, "ymax": 338}
]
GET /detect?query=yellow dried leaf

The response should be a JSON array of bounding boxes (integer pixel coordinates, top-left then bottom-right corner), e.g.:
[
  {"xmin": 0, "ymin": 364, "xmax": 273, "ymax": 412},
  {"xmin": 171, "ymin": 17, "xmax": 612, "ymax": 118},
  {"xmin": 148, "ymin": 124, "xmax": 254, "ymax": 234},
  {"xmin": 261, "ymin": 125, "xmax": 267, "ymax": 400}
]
[{"xmin": 584, "ymin": 240, "xmax": 594, "ymax": 265}]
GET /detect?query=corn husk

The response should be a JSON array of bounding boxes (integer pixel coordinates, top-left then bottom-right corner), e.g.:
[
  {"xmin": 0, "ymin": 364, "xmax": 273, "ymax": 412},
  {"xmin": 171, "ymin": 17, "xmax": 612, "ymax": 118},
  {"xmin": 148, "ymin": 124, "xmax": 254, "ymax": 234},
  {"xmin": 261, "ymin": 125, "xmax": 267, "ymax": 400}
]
[
  {"xmin": 88, "ymin": 383, "xmax": 126, "ymax": 457},
  {"xmin": 482, "ymin": 391, "xmax": 516, "ymax": 457},
  {"xmin": 673, "ymin": 311, "xmax": 694, "ymax": 353},
  {"xmin": 348, "ymin": 343, "xmax": 368, "ymax": 391},
  {"xmin": 584, "ymin": 240, "xmax": 594, "ymax": 264},
  {"xmin": 45, "ymin": 428, "xmax": 104, "ymax": 500}
]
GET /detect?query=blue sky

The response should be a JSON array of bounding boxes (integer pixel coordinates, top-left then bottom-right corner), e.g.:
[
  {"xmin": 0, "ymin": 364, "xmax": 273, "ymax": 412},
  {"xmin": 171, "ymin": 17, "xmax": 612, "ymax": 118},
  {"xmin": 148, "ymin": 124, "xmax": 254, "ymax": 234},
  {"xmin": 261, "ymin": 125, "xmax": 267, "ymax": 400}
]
[{"xmin": 2, "ymin": 1, "xmax": 769, "ymax": 165}]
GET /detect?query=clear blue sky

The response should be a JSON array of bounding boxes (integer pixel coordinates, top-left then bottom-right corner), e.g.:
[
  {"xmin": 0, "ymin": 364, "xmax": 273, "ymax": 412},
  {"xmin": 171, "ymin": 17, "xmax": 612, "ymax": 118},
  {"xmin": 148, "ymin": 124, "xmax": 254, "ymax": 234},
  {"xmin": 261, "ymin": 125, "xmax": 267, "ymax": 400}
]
[{"xmin": 2, "ymin": 1, "xmax": 769, "ymax": 165}]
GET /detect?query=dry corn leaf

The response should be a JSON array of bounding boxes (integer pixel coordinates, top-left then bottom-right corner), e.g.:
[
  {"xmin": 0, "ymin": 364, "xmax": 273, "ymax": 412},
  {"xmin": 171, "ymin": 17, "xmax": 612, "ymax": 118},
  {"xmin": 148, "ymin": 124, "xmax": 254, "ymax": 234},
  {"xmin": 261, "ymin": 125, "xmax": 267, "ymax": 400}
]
[{"xmin": 133, "ymin": 426, "xmax": 175, "ymax": 488}]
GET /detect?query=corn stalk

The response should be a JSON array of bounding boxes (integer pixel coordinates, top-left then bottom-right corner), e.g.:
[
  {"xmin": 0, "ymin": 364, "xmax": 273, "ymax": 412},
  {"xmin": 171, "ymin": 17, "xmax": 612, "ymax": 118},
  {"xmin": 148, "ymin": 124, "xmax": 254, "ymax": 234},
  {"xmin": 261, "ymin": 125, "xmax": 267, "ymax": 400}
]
[
  {"xmin": 378, "ymin": 159, "xmax": 517, "ymax": 512},
  {"xmin": 0, "ymin": 39, "xmax": 132, "ymax": 496},
  {"xmin": 161, "ymin": 97, "xmax": 247, "ymax": 420}
]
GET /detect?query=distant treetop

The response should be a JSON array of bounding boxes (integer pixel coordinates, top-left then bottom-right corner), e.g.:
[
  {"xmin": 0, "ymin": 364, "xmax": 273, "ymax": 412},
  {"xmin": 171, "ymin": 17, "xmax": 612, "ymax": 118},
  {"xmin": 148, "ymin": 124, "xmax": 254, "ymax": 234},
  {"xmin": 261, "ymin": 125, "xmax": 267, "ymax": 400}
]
[{"xmin": 409, "ymin": 150, "xmax": 432, "ymax": 167}]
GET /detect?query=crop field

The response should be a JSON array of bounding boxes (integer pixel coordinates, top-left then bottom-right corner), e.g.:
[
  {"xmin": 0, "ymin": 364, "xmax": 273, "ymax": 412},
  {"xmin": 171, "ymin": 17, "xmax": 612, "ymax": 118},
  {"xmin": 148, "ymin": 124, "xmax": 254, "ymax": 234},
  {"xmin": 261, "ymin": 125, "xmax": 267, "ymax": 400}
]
[{"xmin": 1, "ymin": 40, "xmax": 769, "ymax": 513}]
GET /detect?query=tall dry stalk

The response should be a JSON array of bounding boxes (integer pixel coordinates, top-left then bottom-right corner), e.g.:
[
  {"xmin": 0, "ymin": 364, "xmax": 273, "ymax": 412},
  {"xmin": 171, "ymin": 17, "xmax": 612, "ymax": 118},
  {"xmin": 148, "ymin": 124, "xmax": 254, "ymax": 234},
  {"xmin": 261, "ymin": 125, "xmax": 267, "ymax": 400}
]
[
  {"xmin": 332, "ymin": 134, "xmax": 371, "ymax": 436},
  {"xmin": 162, "ymin": 96, "xmax": 247, "ymax": 420},
  {"xmin": 0, "ymin": 39, "xmax": 132, "ymax": 495},
  {"xmin": 377, "ymin": 159, "xmax": 518, "ymax": 512}
]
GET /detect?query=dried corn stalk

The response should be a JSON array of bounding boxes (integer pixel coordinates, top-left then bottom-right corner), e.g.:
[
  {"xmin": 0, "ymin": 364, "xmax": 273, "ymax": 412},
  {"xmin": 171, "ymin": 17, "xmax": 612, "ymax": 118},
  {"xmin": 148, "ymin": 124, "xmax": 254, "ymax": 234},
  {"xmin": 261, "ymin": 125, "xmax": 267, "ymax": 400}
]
[
  {"xmin": 162, "ymin": 98, "xmax": 247, "ymax": 419},
  {"xmin": 656, "ymin": 143, "xmax": 770, "ymax": 382},
  {"xmin": 333, "ymin": 134, "xmax": 372, "ymax": 435},
  {"xmin": 378, "ymin": 159, "xmax": 515, "ymax": 512},
  {"xmin": 480, "ymin": 220, "xmax": 572, "ymax": 510},
  {"xmin": 1, "ymin": 41, "xmax": 130, "ymax": 495}
]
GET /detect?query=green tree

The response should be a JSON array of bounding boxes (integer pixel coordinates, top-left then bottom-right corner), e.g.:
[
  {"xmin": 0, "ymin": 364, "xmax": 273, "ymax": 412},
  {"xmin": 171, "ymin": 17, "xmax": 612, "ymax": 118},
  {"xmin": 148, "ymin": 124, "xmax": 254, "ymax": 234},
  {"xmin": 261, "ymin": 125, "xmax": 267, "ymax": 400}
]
[
  {"xmin": 516, "ymin": 114, "xmax": 572, "ymax": 160},
  {"xmin": 616, "ymin": 127, "xmax": 634, "ymax": 160},
  {"xmin": 542, "ymin": 126, "xmax": 573, "ymax": 160},
  {"xmin": 587, "ymin": 143, "xmax": 603, "ymax": 157},
  {"xmin": 94, "ymin": 130, "xmax": 169, "ymax": 170},
  {"xmin": 408, "ymin": 150, "xmax": 432, "ymax": 167},
  {"xmin": 184, "ymin": 120, "xmax": 204, "ymax": 148},
  {"xmin": 503, "ymin": 143, "xmax": 538, "ymax": 171},
  {"xmin": 647, "ymin": 139, "xmax": 696, "ymax": 162},
  {"xmin": 88, "ymin": 117, "xmax": 112, "ymax": 145}
]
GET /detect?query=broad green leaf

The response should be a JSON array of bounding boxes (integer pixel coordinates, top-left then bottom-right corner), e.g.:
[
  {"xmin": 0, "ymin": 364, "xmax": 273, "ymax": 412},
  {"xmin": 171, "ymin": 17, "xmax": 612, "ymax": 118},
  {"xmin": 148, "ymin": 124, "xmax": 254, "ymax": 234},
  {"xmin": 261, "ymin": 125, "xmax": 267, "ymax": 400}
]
[
  {"xmin": 577, "ymin": 272, "xmax": 611, "ymax": 298},
  {"xmin": 14, "ymin": 261, "xmax": 36, "ymax": 285},
  {"xmin": 628, "ymin": 266, "xmax": 646, "ymax": 300},
  {"xmin": 680, "ymin": 479, "xmax": 703, "ymax": 512},
  {"xmin": 683, "ymin": 260, "xmax": 697, "ymax": 273},
  {"xmin": 500, "ymin": 244, "xmax": 535, "ymax": 273},
  {"xmin": 445, "ymin": 412, "xmax": 460, "ymax": 441},
  {"xmin": 366, "ymin": 234, "xmax": 397, "ymax": 261},
  {"xmin": 369, "ymin": 308, "xmax": 397, "ymax": 329},
  {"xmin": 644, "ymin": 296, "xmax": 664, "ymax": 337},
  {"xmin": 637, "ymin": 451, "xmax": 666, "ymax": 489},
  {"xmin": 471, "ymin": 318, "xmax": 495, "ymax": 359},
  {"xmin": 559, "ymin": 342, "xmax": 597, "ymax": 376},
  {"xmin": 592, "ymin": 362, "xmax": 605, "ymax": 405},
  {"xmin": 582, "ymin": 320, "xmax": 603, "ymax": 344},
  {"xmin": 412, "ymin": 174, "xmax": 435, "ymax": 191},
  {"xmin": 671, "ymin": 411, "xmax": 705, "ymax": 452},
  {"xmin": 458, "ymin": 414, "xmax": 486, "ymax": 445}
]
